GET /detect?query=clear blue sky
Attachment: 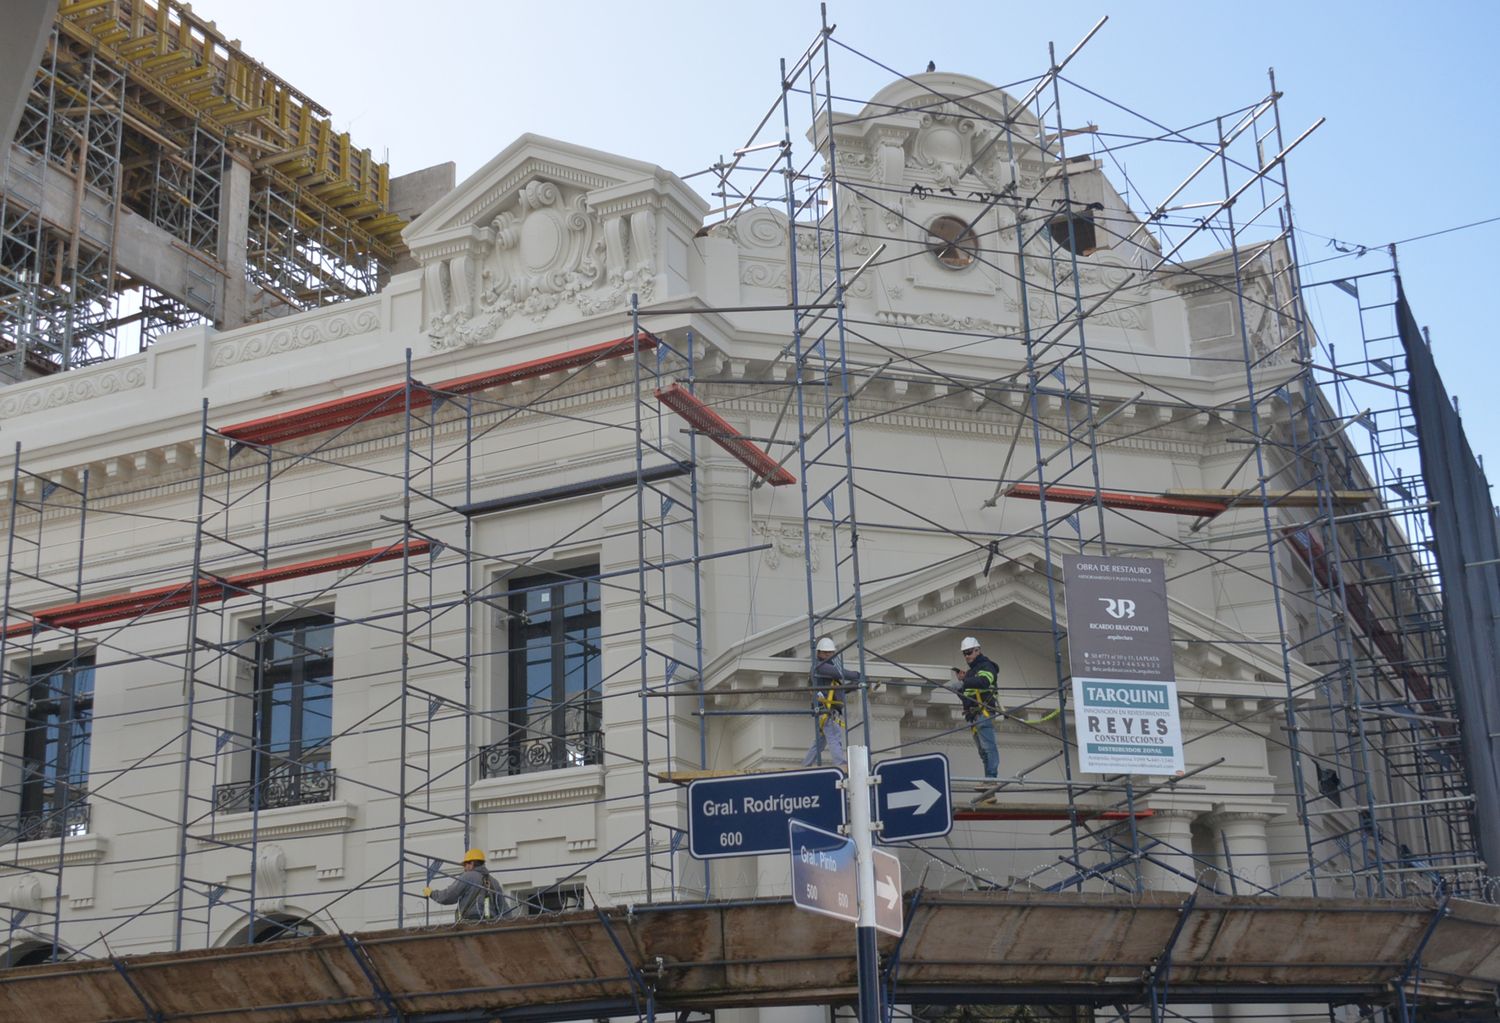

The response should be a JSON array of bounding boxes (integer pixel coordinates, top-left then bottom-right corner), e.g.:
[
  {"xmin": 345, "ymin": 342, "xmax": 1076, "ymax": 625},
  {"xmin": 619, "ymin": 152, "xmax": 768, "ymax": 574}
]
[{"xmin": 204, "ymin": 0, "xmax": 1499, "ymax": 469}]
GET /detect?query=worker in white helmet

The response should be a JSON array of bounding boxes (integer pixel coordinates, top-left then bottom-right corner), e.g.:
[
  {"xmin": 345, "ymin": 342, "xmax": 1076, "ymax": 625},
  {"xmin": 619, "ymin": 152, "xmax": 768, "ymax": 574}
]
[
  {"xmin": 951, "ymin": 636, "xmax": 1001, "ymax": 778},
  {"xmin": 801, "ymin": 637, "xmax": 863, "ymax": 767},
  {"xmin": 423, "ymin": 847, "xmax": 506, "ymax": 921}
]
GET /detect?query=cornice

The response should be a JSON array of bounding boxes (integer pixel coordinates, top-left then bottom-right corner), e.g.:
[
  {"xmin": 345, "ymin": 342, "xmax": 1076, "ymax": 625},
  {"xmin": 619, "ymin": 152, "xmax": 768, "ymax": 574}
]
[
  {"xmin": 1200, "ymin": 807, "xmax": 1287, "ymax": 827},
  {"xmin": 707, "ymin": 387, "xmax": 1218, "ymax": 458},
  {"xmin": 4, "ymin": 359, "xmax": 659, "ymax": 534}
]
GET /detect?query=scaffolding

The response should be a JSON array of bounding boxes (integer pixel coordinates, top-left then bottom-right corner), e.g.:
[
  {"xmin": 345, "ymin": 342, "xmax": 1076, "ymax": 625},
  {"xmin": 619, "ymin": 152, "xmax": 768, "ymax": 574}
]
[
  {"xmin": 0, "ymin": 8, "xmax": 1496, "ymax": 1023},
  {"xmin": 1, "ymin": 1, "xmax": 407, "ymax": 381}
]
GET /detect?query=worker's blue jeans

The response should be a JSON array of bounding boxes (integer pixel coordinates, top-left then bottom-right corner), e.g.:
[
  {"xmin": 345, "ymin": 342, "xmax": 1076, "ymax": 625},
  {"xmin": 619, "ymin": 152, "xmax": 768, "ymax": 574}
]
[
  {"xmin": 802, "ymin": 714, "xmax": 847, "ymax": 767},
  {"xmin": 971, "ymin": 714, "xmax": 999, "ymax": 778}
]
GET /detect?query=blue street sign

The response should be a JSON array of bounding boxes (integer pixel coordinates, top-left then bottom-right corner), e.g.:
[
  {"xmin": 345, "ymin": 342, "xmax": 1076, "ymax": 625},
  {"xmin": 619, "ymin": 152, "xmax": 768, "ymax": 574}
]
[
  {"xmin": 689, "ymin": 768, "xmax": 845, "ymax": 859},
  {"xmin": 789, "ymin": 819, "xmax": 905, "ymax": 935},
  {"xmin": 873, "ymin": 752, "xmax": 952, "ymax": 844},
  {"xmin": 790, "ymin": 820, "xmax": 858, "ymax": 924}
]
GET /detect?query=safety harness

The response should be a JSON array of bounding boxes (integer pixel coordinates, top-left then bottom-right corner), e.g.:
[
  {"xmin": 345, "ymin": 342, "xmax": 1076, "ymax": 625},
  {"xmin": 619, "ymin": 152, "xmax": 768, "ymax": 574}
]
[
  {"xmin": 457, "ymin": 872, "xmax": 503, "ymax": 921},
  {"xmin": 962, "ymin": 663, "xmax": 1001, "ymax": 726},
  {"xmin": 814, "ymin": 680, "xmax": 845, "ymax": 729}
]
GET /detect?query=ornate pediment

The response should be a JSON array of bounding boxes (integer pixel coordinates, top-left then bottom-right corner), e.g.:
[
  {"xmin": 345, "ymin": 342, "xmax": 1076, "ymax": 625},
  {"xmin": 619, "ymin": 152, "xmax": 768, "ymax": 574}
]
[
  {"xmin": 402, "ymin": 135, "xmax": 708, "ymax": 349},
  {"xmin": 703, "ymin": 538, "xmax": 1311, "ymax": 696},
  {"xmin": 824, "ymin": 72, "xmax": 1047, "ymax": 192}
]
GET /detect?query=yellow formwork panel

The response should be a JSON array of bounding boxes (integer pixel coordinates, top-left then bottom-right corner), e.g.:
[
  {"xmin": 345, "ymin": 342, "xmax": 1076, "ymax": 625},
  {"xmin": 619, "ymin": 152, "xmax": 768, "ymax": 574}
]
[
  {"xmin": 138, "ymin": 49, "xmax": 191, "ymax": 71},
  {"xmin": 53, "ymin": 0, "xmax": 411, "ymax": 255},
  {"xmin": 219, "ymin": 105, "xmax": 273, "ymax": 126},
  {"xmin": 59, "ymin": 0, "xmax": 116, "ymax": 17},
  {"xmin": 114, "ymin": 35, "xmax": 159, "ymax": 58},
  {"xmin": 162, "ymin": 64, "xmax": 212, "ymax": 88}
]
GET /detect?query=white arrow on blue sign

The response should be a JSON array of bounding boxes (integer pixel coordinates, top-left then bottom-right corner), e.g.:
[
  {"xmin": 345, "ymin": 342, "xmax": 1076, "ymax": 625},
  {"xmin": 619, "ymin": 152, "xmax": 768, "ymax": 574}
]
[{"xmin": 873, "ymin": 752, "xmax": 952, "ymax": 843}]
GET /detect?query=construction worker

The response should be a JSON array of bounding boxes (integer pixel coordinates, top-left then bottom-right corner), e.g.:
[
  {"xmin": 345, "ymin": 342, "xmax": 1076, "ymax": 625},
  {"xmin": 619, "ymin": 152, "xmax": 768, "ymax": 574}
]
[
  {"xmin": 951, "ymin": 636, "xmax": 1001, "ymax": 778},
  {"xmin": 801, "ymin": 637, "xmax": 862, "ymax": 767},
  {"xmin": 423, "ymin": 848, "xmax": 505, "ymax": 921}
]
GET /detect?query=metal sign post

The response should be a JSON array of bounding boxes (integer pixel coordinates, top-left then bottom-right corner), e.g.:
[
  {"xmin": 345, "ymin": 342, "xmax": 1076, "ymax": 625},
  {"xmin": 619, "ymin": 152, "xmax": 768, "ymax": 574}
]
[{"xmin": 847, "ymin": 745, "xmax": 881, "ymax": 1023}]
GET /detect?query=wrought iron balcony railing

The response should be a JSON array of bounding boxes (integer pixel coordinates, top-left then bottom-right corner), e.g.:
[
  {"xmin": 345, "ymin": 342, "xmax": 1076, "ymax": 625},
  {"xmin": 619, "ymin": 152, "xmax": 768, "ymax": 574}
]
[
  {"xmin": 5, "ymin": 801, "xmax": 90, "ymax": 845},
  {"xmin": 213, "ymin": 762, "xmax": 335, "ymax": 814},
  {"xmin": 480, "ymin": 726, "xmax": 603, "ymax": 778}
]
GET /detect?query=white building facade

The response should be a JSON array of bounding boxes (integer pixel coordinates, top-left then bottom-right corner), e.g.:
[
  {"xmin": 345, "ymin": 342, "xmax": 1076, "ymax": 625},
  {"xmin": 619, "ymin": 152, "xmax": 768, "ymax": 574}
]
[{"xmin": 0, "ymin": 71, "xmax": 1451, "ymax": 999}]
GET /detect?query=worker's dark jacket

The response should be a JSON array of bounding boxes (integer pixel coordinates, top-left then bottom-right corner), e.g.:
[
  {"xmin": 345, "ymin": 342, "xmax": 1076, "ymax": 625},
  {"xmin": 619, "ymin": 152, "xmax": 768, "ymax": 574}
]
[
  {"xmin": 813, "ymin": 655, "xmax": 862, "ymax": 714},
  {"xmin": 957, "ymin": 653, "xmax": 1000, "ymax": 721},
  {"xmin": 431, "ymin": 865, "xmax": 504, "ymax": 920}
]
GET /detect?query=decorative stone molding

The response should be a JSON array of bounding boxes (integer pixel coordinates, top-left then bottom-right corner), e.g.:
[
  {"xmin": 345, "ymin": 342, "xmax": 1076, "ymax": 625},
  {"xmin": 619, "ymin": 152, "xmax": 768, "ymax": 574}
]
[
  {"xmin": 255, "ymin": 844, "xmax": 288, "ymax": 912},
  {"xmin": 912, "ymin": 108, "xmax": 982, "ymax": 189},
  {"xmin": 425, "ymin": 176, "xmax": 664, "ymax": 348},
  {"xmin": 9, "ymin": 876, "xmax": 43, "ymax": 912},
  {"xmin": 408, "ymin": 139, "xmax": 706, "ymax": 349},
  {"xmin": 751, "ymin": 519, "xmax": 831, "ymax": 571},
  {"xmin": 210, "ymin": 307, "xmax": 380, "ymax": 368},
  {"xmin": 711, "ymin": 208, "xmax": 787, "ymax": 251},
  {"xmin": 198, "ymin": 800, "xmax": 356, "ymax": 845},
  {"xmin": 1136, "ymin": 805, "xmax": 1199, "ymax": 821},
  {"xmin": 0, "ymin": 834, "xmax": 109, "ymax": 870},
  {"xmin": 874, "ymin": 310, "xmax": 1011, "ymax": 335},
  {"xmin": 458, "ymin": 157, "xmax": 615, "ymax": 229},
  {"xmin": 0, "ymin": 364, "xmax": 146, "ymax": 418},
  {"xmin": 471, "ymin": 763, "xmax": 605, "ymax": 811}
]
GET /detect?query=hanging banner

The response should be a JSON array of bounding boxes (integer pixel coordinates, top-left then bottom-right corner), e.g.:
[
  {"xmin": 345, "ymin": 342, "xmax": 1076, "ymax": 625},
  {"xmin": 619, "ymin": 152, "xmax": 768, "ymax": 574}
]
[{"xmin": 1062, "ymin": 555, "xmax": 1185, "ymax": 774}]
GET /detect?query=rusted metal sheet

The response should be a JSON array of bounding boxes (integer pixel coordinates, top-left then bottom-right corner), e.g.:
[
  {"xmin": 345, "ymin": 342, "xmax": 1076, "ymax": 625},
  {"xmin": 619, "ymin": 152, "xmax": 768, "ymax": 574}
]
[
  {"xmin": 636, "ymin": 899, "xmax": 862, "ymax": 1005},
  {"xmin": 355, "ymin": 917, "xmax": 636, "ymax": 1016},
  {"xmin": 1413, "ymin": 898, "xmax": 1500, "ymax": 988},
  {"xmin": 0, "ymin": 892, "xmax": 1496, "ymax": 1022},
  {"xmin": 0, "ymin": 935, "xmax": 382, "ymax": 1023}
]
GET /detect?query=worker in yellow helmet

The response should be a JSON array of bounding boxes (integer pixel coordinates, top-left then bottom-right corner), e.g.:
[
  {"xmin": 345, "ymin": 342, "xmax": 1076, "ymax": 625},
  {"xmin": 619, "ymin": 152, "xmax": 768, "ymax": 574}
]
[{"xmin": 422, "ymin": 847, "xmax": 505, "ymax": 921}]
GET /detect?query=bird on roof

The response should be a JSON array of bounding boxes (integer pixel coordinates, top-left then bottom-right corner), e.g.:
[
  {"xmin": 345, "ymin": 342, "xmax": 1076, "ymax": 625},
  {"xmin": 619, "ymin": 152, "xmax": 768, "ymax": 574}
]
[{"xmin": 926, "ymin": 60, "xmax": 936, "ymax": 73}]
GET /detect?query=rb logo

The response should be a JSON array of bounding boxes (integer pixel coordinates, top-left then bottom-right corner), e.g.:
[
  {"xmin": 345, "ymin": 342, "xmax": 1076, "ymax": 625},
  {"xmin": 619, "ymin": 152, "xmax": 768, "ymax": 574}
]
[{"xmin": 1099, "ymin": 597, "xmax": 1136, "ymax": 619}]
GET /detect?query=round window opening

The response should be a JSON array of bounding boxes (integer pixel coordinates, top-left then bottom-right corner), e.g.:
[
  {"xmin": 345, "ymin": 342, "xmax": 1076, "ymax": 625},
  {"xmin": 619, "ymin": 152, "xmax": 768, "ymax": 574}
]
[{"xmin": 927, "ymin": 216, "xmax": 979, "ymax": 270}]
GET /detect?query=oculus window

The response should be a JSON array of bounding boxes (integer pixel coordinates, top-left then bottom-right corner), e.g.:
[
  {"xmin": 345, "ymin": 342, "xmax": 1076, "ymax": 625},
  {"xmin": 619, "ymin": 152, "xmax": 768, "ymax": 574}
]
[{"xmin": 927, "ymin": 215, "xmax": 979, "ymax": 269}]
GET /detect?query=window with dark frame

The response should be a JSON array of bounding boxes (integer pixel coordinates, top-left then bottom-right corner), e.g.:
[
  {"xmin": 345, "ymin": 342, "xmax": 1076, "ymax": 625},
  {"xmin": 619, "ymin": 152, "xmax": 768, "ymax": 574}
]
[
  {"xmin": 481, "ymin": 570, "xmax": 602, "ymax": 777},
  {"xmin": 14, "ymin": 657, "xmax": 94, "ymax": 842},
  {"xmin": 512, "ymin": 883, "xmax": 586, "ymax": 916},
  {"xmin": 214, "ymin": 615, "xmax": 335, "ymax": 813},
  {"xmin": 1047, "ymin": 211, "xmax": 1099, "ymax": 256}
]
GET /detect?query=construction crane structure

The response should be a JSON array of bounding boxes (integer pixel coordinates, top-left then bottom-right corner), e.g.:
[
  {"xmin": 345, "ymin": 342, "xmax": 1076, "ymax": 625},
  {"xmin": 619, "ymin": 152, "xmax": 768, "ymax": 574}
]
[{"xmin": 0, "ymin": 8, "xmax": 1498, "ymax": 1023}]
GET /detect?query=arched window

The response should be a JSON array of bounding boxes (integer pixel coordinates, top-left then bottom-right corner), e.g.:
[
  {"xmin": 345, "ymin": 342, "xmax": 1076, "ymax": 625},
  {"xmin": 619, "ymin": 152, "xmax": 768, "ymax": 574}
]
[
  {"xmin": 224, "ymin": 912, "xmax": 323, "ymax": 945},
  {"xmin": 2, "ymin": 941, "xmax": 61, "ymax": 967}
]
